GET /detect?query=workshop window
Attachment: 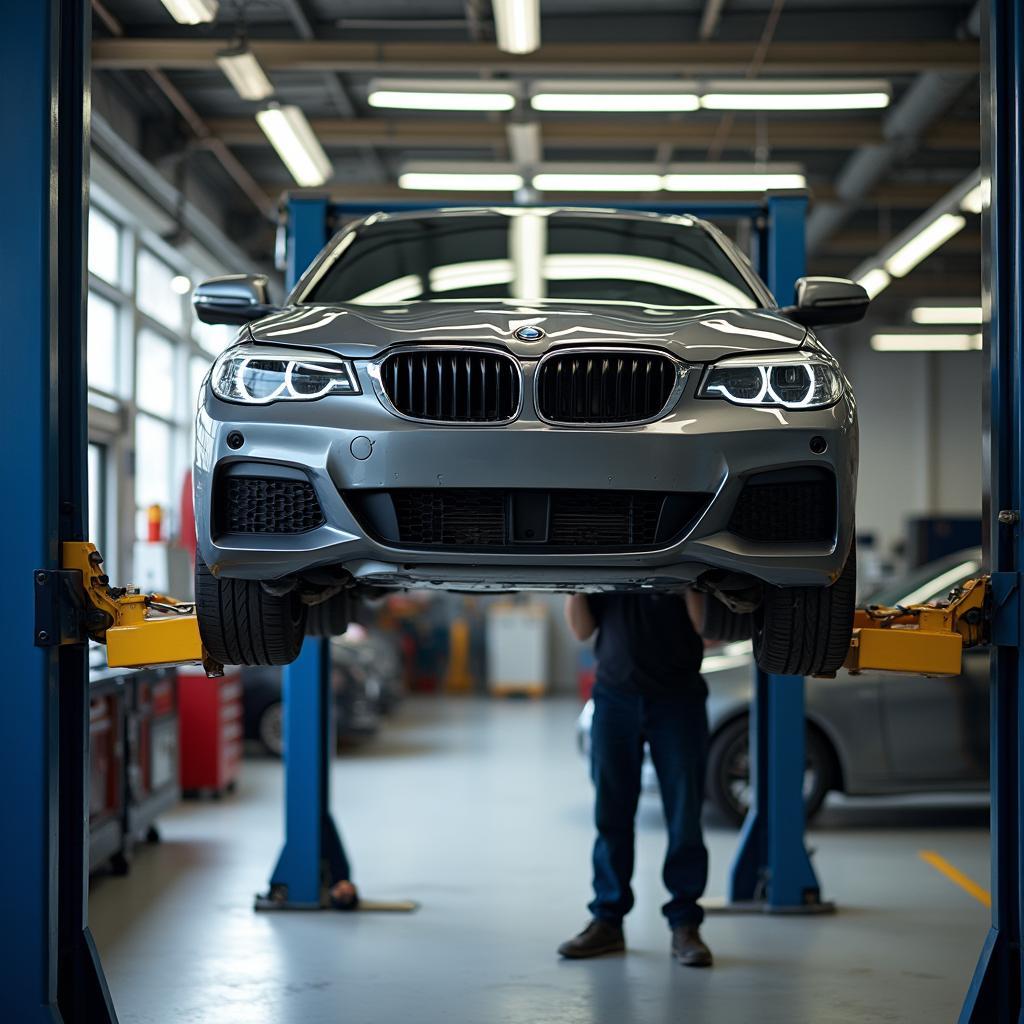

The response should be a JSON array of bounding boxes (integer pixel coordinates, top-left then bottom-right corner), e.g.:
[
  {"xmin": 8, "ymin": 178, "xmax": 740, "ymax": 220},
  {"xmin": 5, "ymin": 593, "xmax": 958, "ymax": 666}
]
[
  {"xmin": 134, "ymin": 413, "xmax": 173, "ymax": 534},
  {"xmin": 137, "ymin": 249, "xmax": 184, "ymax": 332},
  {"xmin": 88, "ymin": 442, "xmax": 107, "ymax": 559},
  {"xmin": 88, "ymin": 206, "xmax": 121, "ymax": 286},
  {"xmin": 136, "ymin": 328, "xmax": 176, "ymax": 418},
  {"xmin": 193, "ymin": 316, "xmax": 235, "ymax": 356},
  {"xmin": 87, "ymin": 290, "xmax": 120, "ymax": 395}
]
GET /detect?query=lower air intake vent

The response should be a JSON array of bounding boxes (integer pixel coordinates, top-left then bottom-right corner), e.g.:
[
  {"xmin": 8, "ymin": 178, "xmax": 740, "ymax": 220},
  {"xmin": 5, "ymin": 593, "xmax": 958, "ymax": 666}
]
[
  {"xmin": 217, "ymin": 476, "xmax": 325, "ymax": 535},
  {"xmin": 728, "ymin": 470, "xmax": 836, "ymax": 544},
  {"xmin": 346, "ymin": 489, "xmax": 711, "ymax": 551}
]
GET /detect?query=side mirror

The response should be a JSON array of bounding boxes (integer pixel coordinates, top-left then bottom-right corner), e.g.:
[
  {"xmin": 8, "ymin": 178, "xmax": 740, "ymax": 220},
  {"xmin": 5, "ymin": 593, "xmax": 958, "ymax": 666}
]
[
  {"xmin": 193, "ymin": 274, "xmax": 280, "ymax": 326},
  {"xmin": 782, "ymin": 276, "xmax": 870, "ymax": 328}
]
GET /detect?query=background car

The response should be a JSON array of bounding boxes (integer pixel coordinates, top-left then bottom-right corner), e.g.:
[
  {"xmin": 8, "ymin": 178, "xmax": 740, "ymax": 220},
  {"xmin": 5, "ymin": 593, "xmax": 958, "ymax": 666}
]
[
  {"xmin": 577, "ymin": 549, "xmax": 988, "ymax": 824},
  {"xmin": 242, "ymin": 627, "xmax": 402, "ymax": 757}
]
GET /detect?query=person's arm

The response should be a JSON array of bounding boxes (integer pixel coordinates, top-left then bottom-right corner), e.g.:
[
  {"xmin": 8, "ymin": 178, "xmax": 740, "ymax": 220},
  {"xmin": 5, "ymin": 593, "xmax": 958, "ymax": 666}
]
[
  {"xmin": 565, "ymin": 594, "xmax": 597, "ymax": 641},
  {"xmin": 684, "ymin": 589, "xmax": 705, "ymax": 629}
]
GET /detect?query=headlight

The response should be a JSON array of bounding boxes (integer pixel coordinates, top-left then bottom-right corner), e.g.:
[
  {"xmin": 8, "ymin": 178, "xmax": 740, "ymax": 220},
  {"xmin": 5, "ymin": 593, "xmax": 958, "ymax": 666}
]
[
  {"xmin": 699, "ymin": 354, "xmax": 843, "ymax": 409},
  {"xmin": 211, "ymin": 345, "xmax": 360, "ymax": 404}
]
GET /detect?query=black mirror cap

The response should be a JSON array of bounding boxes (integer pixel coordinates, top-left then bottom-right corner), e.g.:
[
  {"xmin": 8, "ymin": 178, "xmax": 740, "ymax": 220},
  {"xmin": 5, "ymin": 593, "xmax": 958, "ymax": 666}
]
[
  {"xmin": 193, "ymin": 274, "xmax": 280, "ymax": 325},
  {"xmin": 781, "ymin": 276, "xmax": 870, "ymax": 328}
]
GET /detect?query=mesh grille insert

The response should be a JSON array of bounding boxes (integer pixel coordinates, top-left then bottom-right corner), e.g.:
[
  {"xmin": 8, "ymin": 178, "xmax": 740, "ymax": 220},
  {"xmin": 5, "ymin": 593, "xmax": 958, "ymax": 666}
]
[
  {"xmin": 536, "ymin": 351, "xmax": 678, "ymax": 424},
  {"xmin": 728, "ymin": 473, "xmax": 836, "ymax": 544},
  {"xmin": 217, "ymin": 476, "xmax": 325, "ymax": 535},
  {"xmin": 346, "ymin": 488, "xmax": 711, "ymax": 551},
  {"xmin": 380, "ymin": 349, "xmax": 520, "ymax": 422}
]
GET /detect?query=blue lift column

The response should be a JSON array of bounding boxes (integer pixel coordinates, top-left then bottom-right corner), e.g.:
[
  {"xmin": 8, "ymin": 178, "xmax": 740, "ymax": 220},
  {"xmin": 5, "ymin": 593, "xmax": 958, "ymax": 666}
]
[
  {"xmin": 3, "ymin": 1, "xmax": 118, "ymax": 1019},
  {"xmin": 258, "ymin": 196, "xmax": 353, "ymax": 910},
  {"xmin": 960, "ymin": 1, "xmax": 1023, "ymax": 1019},
  {"xmin": 727, "ymin": 195, "xmax": 830, "ymax": 912}
]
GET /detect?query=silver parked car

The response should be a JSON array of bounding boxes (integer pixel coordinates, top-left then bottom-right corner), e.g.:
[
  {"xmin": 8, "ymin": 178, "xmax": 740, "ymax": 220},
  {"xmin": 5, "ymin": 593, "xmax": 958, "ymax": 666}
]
[
  {"xmin": 191, "ymin": 207, "xmax": 867, "ymax": 673},
  {"xmin": 577, "ymin": 549, "xmax": 989, "ymax": 824}
]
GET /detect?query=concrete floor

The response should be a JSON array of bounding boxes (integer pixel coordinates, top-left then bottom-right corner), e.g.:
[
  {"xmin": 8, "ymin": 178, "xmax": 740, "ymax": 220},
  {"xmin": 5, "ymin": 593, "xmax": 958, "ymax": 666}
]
[{"xmin": 91, "ymin": 696, "xmax": 990, "ymax": 1024}]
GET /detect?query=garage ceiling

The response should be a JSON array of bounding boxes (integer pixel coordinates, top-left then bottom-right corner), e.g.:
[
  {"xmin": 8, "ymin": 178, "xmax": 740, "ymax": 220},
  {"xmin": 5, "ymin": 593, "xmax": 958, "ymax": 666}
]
[{"xmin": 90, "ymin": 0, "xmax": 981, "ymax": 309}]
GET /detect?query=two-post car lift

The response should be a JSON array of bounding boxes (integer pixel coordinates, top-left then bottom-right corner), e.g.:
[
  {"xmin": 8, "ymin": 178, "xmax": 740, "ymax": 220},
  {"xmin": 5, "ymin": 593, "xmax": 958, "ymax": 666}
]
[{"xmin": 5, "ymin": 1, "xmax": 1022, "ymax": 1020}]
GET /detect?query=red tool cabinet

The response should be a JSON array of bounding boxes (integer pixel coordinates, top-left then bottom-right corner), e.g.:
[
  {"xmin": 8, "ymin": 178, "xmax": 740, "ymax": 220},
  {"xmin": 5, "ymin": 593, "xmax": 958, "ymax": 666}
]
[{"xmin": 177, "ymin": 670, "xmax": 243, "ymax": 796}]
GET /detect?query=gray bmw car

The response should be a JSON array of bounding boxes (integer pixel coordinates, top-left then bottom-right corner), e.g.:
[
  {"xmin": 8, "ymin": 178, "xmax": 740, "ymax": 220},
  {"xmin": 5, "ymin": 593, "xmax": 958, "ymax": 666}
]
[{"xmin": 191, "ymin": 207, "xmax": 867, "ymax": 673}]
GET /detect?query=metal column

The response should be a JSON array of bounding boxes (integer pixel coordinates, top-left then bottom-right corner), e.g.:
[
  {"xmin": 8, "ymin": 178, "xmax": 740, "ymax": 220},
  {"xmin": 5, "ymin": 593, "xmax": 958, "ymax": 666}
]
[
  {"xmin": 960, "ymin": 1, "xmax": 1024, "ymax": 1018},
  {"xmin": 3, "ymin": 0, "xmax": 117, "ymax": 1019},
  {"xmin": 258, "ymin": 195, "xmax": 353, "ymax": 910},
  {"xmin": 275, "ymin": 192, "xmax": 821, "ymax": 915},
  {"xmin": 727, "ymin": 194, "xmax": 830, "ymax": 912}
]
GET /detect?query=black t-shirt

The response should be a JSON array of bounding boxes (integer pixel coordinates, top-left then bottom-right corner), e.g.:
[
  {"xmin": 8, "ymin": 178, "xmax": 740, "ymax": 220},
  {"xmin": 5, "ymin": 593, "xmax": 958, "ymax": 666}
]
[{"xmin": 587, "ymin": 593, "xmax": 707, "ymax": 700}]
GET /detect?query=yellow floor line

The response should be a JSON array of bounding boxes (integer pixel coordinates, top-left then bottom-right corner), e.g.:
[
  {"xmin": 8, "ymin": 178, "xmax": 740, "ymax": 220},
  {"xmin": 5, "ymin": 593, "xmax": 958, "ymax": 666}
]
[{"xmin": 918, "ymin": 850, "xmax": 991, "ymax": 908}]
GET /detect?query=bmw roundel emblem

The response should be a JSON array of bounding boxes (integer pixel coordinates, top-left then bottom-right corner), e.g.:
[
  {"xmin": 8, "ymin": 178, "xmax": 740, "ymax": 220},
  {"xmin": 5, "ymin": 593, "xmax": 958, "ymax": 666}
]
[{"xmin": 514, "ymin": 325, "xmax": 545, "ymax": 341}]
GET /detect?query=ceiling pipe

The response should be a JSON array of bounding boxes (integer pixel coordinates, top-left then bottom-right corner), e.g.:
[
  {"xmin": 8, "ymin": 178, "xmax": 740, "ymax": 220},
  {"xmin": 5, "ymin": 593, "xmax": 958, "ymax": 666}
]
[{"xmin": 805, "ymin": 0, "xmax": 981, "ymax": 255}]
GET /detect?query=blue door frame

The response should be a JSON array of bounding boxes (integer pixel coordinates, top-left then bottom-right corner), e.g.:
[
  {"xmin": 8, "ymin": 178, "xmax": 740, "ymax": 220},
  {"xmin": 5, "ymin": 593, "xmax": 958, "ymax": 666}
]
[{"xmin": 269, "ymin": 192, "xmax": 825, "ymax": 913}]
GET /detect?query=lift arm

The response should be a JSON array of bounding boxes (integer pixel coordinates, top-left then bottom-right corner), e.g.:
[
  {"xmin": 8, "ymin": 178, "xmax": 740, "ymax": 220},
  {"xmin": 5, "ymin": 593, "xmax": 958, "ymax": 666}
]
[
  {"xmin": 844, "ymin": 575, "xmax": 989, "ymax": 676},
  {"xmin": 34, "ymin": 541, "xmax": 219, "ymax": 673}
]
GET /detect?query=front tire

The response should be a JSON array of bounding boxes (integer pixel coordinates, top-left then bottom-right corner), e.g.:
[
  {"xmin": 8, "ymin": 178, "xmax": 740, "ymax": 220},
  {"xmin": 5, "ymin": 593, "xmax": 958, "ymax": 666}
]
[
  {"xmin": 195, "ymin": 560, "xmax": 306, "ymax": 666},
  {"xmin": 752, "ymin": 542, "xmax": 856, "ymax": 676},
  {"xmin": 698, "ymin": 595, "xmax": 753, "ymax": 643},
  {"xmin": 305, "ymin": 593, "xmax": 350, "ymax": 638}
]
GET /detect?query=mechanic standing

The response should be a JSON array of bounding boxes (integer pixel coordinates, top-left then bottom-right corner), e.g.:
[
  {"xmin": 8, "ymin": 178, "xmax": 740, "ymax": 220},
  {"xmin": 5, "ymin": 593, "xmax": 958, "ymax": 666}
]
[{"xmin": 559, "ymin": 592, "xmax": 712, "ymax": 967}]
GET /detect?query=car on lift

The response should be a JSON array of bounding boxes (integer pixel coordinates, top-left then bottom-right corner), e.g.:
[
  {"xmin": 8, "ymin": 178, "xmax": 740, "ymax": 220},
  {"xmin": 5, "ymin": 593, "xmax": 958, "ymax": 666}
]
[
  {"xmin": 577, "ymin": 548, "xmax": 989, "ymax": 824},
  {"xmin": 191, "ymin": 207, "xmax": 868, "ymax": 675}
]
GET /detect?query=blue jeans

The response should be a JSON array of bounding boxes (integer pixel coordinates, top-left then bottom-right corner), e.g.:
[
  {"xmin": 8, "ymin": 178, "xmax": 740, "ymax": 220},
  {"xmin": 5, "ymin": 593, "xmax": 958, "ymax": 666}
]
[{"xmin": 588, "ymin": 682, "xmax": 709, "ymax": 929}]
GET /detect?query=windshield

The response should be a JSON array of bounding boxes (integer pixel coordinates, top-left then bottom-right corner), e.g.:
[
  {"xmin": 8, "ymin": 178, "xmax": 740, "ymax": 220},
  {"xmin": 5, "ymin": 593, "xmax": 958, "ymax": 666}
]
[
  {"xmin": 864, "ymin": 550, "xmax": 984, "ymax": 608},
  {"xmin": 303, "ymin": 213, "xmax": 762, "ymax": 309}
]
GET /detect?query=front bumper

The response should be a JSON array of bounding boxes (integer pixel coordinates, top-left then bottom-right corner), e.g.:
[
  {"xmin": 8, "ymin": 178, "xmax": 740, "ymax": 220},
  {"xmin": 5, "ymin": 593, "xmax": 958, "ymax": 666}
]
[{"xmin": 194, "ymin": 363, "xmax": 857, "ymax": 591}]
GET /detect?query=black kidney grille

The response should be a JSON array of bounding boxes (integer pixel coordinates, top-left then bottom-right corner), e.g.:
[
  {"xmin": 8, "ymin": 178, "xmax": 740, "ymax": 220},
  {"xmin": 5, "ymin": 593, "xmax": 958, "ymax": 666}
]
[
  {"xmin": 728, "ymin": 473, "xmax": 836, "ymax": 544},
  {"xmin": 218, "ymin": 476, "xmax": 325, "ymax": 535},
  {"xmin": 537, "ymin": 351, "xmax": 678, "ymax": 424},
  {"xmin": 346, "ymin": 488, "xmax": 711, "ymax": 551},
  {"xmin": 381, "ymin": 349, "xmax": 520, "ymax": 422},
  {"xmin": 392, "ymin": 489, "xmax": 507, "ymax": 546}
]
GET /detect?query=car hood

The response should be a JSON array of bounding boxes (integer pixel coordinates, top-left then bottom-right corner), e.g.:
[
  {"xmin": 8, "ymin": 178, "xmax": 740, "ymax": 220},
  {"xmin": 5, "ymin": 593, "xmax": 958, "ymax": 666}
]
[{"xmin": 248, "ymin": 301, "xmax": 806, "ymax": 363}]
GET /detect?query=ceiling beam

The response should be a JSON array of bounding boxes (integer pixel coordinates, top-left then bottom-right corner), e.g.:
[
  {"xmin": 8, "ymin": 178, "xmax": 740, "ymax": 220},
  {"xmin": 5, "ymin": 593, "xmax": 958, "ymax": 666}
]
[
  {"xmin": 92, "ymin": 39, "xmax": 979, "ymax": 75},
  {"xmin": 255, "ymin": 179, "xmax": 959, "ymax": 211},
  {"xmin": 204, "ymin": 116, "xmax": 977, "ymax": 152}
]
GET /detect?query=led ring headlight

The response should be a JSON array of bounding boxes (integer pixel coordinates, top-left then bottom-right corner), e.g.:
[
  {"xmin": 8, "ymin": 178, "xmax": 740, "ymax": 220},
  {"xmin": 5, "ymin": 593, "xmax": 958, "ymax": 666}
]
[
  {"xmin": 699, "ymin": 354, "xmax": 843, "ymax": 409},
  {"xmin": 211, "ymin": 344, "xmax": 360, "ymax": 404}
]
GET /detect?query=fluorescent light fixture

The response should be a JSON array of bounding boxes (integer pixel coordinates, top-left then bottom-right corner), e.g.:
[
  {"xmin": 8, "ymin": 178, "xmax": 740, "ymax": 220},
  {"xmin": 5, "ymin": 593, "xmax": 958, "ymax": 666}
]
[
  {"xmin": 399, "ymin": 171, "xmax": 524, "ymax": 191},
  {"xmin": 367, "ymin": 79, "xmax": 516, "ymax": 111},
  {"xmin": 217, "ymin": 45, "xmax": 274, "ymax": 102},
  {"xmin": 530, "ymin": 80, "xmax": 699, "ymax": 112},
  {"xmin": 701, "ymin": 79, "xmax": 891, "ymax": 111},
  {"xmin": 910, "ymin": 305, "xmax": 983, "ymax": 325},
  {"xmin": 883, "ymin": 212, "xmax": 965, "ymax": 277},
  {"xmin": 856, "ymin": 267, "xmax": 891, "ymax": 299},
  {"xmin": 533, "ymin": 172, "xmax": 662, "ymax": 192},
  {"xmin": 511, "ymin": 213, "xmax": 546, "ymax": 300},
  {"xmin": 159, "ymin": 0, "xmax": 217, "ymax": 24},
  {"xmin": 663, "ymin": 163, "xmax": 806, "ymax": 192},
  {"xmin": 170, "ymin": 275, "xmax": 192, "ymax": 295},
  {"xmin": 493, "ymin": 0, "xmax": 540, "ymax": 54},
  {"xmin": 256, "ymin": 104, "xmax": 333, "ymax": 188},
  {"xmin": 871, "ymin": 332, "xmax": 983, "ymax": 352},
  {"xmin": 960, "ymin": 179, "xmax": 989, "ymax": 215}
]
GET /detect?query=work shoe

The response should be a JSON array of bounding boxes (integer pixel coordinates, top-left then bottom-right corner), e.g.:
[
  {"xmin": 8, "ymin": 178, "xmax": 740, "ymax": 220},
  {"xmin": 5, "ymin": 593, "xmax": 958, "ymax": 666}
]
[
  {"xmin": 671, "ymin": 926, "xmax": 713, "ymax": 968},
  {"xmin": 558, "ymin": 919, "xmax": 626, "ymax": 959}
]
